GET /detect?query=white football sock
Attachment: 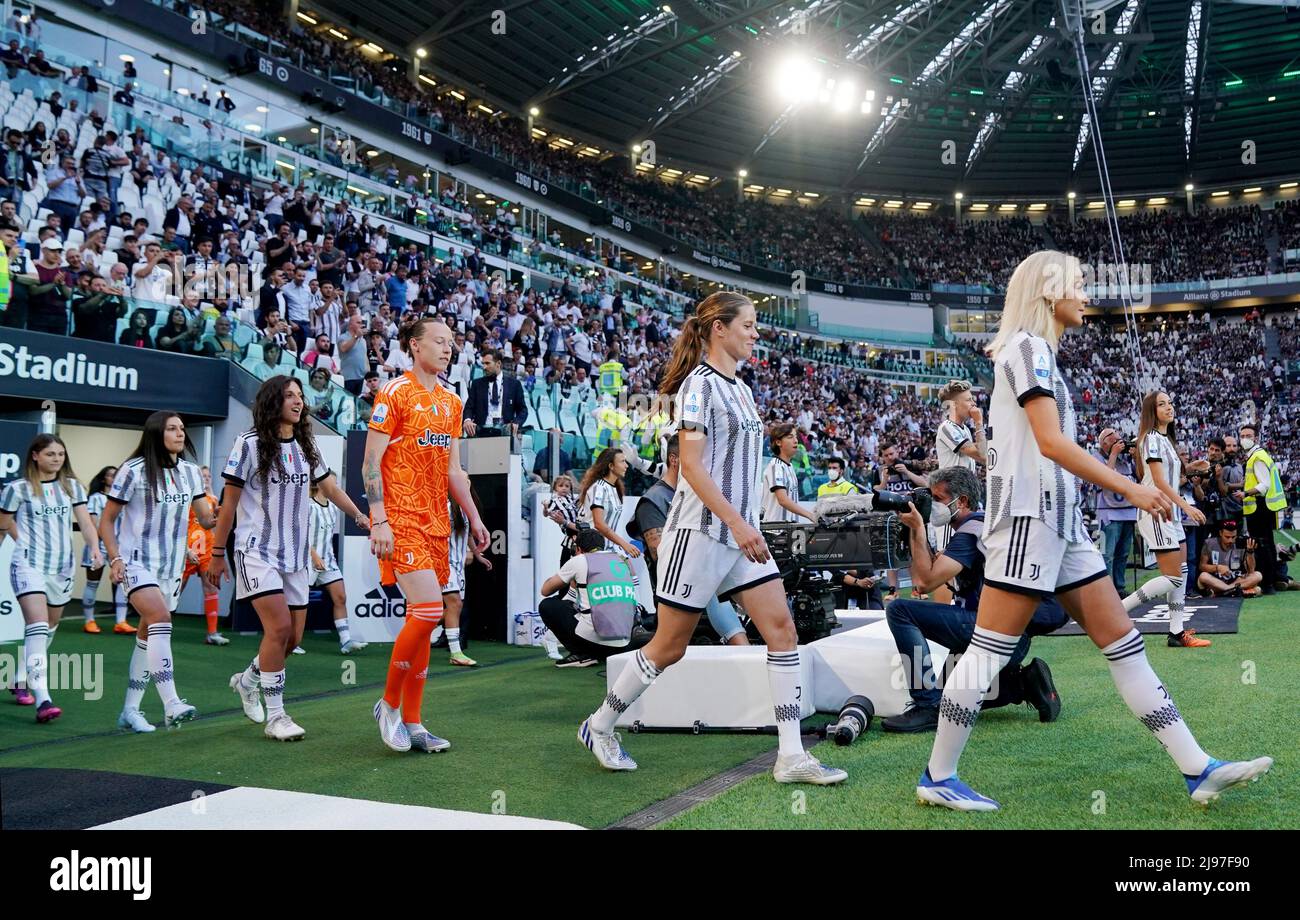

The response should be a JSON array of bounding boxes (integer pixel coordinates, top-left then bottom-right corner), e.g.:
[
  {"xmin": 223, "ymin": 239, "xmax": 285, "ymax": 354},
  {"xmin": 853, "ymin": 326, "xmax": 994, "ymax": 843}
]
[
  {"xmin": 124, "ymin": 638, "xmax": 150, "ymax": 711},
  {"xmin": 447, "ymin": 627, "xmax": 462, "ymax": 655},
  {"xmin": 239, "ymin": 655, "xmax": 261, "ymax": 691},
  {"xmin": 114, "ymin": 585, "xmax": 128, "ymax": 624},
  {"xmin": 83, "ymin": 579, "xmax": 100, "ymax": 620},
  {"xmin": 927, "ymin": 626, "xmax": 1019, "ymax": 781},
  {"xmin": 24, "ymin": 623, "xmax": 50, "ymax": 706},
  {"xmin": 767, "ymin": 650, "xmax": 804, "ymax": 758},
  {"xmin": 591, "ymin": 649, "xmax": 661, "ymax": 733},
  {"xmin": 1102, "ymin": 629, "xmax": 1210, "ymax": 776},
  {"xmin": 1123, "ymin": 571, "xmax": 1182, "ymax": 613},
  {"xmin": 147, "ymin": 622, "xmax": 181, "ymax": 709},
  {"xmin": 334, "ymin": 618, "xmax": 351, "ymax": 645},
  {"xmin": 1168, "ymin": 562, "xmax": 1189, "ymax": 635},
  {"xmin": 260, "ymin": 669, "xmax": 286, "ymax": 719}
]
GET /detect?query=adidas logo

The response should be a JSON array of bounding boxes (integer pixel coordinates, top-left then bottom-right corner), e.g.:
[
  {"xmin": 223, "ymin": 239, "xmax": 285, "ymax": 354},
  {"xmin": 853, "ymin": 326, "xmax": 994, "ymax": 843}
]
[{"xmin": 352, "ymin": 587, "xmax": 407, "ymax": 618}]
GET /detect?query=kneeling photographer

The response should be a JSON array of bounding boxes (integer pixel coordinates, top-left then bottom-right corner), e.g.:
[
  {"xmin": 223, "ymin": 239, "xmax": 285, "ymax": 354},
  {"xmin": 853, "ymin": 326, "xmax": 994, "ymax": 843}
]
[
  {"xmin": 538, "ymin": 529, "xmax": 650, "ymax": 665},
  {"xmin": 882, "ymin": 466, "xmax": 1066, "ymax": 733}
]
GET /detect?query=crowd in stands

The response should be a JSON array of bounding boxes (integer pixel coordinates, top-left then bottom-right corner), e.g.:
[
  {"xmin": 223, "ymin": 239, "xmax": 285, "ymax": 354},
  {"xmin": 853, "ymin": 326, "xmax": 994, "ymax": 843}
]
[
  {"xmin": 1045, "ymin": 207, "xmax": 1271, "ymax": 283},
  {"xmin": 1058, "ymin": 310, "xmax": 1299, "ymax": 482},
  {"xmin": 866, "ymin": 214, "xmax": 1042, "ymax": 289},
  {"xmin": 179, "ymin": 0, "xmax": 1300, "ymax": 293}
]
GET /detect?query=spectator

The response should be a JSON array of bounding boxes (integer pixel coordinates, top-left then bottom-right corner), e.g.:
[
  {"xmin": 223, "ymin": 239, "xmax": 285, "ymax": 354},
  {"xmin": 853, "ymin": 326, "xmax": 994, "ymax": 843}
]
[
  {"xmin": 303, "ymin": 333, "xmax": 341, "ymax": 375},
  {"xmin": 251, "ymin": 341, "xmax": 287, "ymax": 380},
  {"xmin": 162, "ymin": 195, "xmax": 195, "ymax": 252},
  {"xmin": 41, "ymin": 154, "xmax": 84, "ymax": 236},
  {"xmin": 0, "ymin": 128, "xmax": 36, "ymax": 203},
  {"xmin": 199, "ymin": 313, "xmax": 244, "ymax": 359},
  {"xmin": 132, "ymin": 241, "xmax": 175, "ymax": 304},
  {"xmin": 23, "ymin": 236, "xmax": 71, "ymax": 335},
  {"xmin": 71, "ymin": 274, "xmax": 128, "ymax": 343},
  {"xmin": 305, "ymin": 366, "xmax": 338, "ymax": 423},
  {"xmin": 280, "ymin": 265, "xmax": 312, "ymax": 352},
  {"xmin": 0, "ymin": 39, "xmax": 24, "ymax": 79},
  {"xmin": 464, "ymin": 348, "xmax": 527, "ymax": 437},
  {"xmin": 260, "ymin": 308, "xmax": 296, "ymax": 354},
  {"xmin": 118, "ymin": 308, "xmax": 154, "ymax": 348},
  {"xmin": 337, "ymin": 311, "xmax": 369, "ymax": 396},
  {"xmin": 384, "ymin": 263, "xmax": 408, "ymax": 313},
  {"xmin": 156, "ymin": 305, "xmax": 202, "ymax": 354},
  {"xmin": 356, "ymin": 370, "xmax": 382, "ymax": 420}
]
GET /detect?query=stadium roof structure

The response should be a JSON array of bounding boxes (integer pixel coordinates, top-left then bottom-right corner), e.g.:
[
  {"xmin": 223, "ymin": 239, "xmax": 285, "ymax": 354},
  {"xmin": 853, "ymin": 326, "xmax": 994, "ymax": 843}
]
[{"xmin": 308, "ymin": 0, "xmax": 1300, "ymax": 199}]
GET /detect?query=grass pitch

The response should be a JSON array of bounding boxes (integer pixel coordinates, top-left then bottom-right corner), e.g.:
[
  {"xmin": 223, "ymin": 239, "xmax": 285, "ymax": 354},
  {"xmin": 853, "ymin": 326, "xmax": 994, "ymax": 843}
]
[{"xmin": 2, "ymin": 565, "xmax": 1294, "ymax": 829}]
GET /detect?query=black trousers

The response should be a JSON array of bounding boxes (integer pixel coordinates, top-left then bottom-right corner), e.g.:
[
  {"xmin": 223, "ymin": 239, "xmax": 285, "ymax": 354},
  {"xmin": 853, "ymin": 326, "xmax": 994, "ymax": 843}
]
[
  {"xmin": 538, "ymin": 597, "xmax": 646, "ymax": 661},
  {"xmin": 1245, "ymin": 505, "xmax": 1279, "ymax": 590}
]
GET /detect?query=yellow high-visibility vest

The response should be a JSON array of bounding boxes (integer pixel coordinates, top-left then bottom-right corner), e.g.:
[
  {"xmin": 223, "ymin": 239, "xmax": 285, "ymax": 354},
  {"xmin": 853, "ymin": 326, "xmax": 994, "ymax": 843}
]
[
  {"xmin": 598, "ymin": 360, "xmax": 624, "ymax": 396},
  {"xmin": 1243, "ymin": 446, "xmax": 1285, "ymax": 514},
  {"xmin": 817, "ymin": 479, "xmax": 859, "ymax": 499}
]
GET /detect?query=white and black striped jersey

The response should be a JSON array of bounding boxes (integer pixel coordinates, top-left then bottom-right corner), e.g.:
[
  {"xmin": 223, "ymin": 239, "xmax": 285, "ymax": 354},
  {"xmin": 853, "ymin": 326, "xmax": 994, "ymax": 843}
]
[
  {"xmin": 81, "ymin": 490, "xmax": 110, "ymax": 567},
  {"xmin": 761, "ymin": 457, "xmax": 799, "ymax": 523},
  {"xmin": 308, "ymin": 499, "xmax": 338, "ymax": 570},
  {"xmin": 580, "ymin": 477, "xmax": 624, "ymax": 553},
  {"xmin": 0, "ymin": 477, "xmax": 87, "ymax": 575},
  {"xmin": 936, "ymin": 419, "xmax": 976, "ymax": 472},
  {"xmin": 223, "ymin": 430, "xmax": 331, "ymax": 572},
  {"xmin": 1141, "ymin": 431, "xmax": 1180, "ymax": 494},
  {"xmin": 665, "ymin": 362, "xmax": 764, "ymax": 549},
  {"xmin": 984, "ymin": 331, "xmax": 1085, "ymax": 543},
  {"xmin": 108, "ymin": 458, "xmax": 205, "ymax": 581}
]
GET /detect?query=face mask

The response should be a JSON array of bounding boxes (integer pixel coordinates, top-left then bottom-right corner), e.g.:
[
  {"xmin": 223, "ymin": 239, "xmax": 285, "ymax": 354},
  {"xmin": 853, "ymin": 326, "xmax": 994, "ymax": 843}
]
[
  {"xmin": 930, "ymin": 498, "xmax": 960, "ymax": 528},
  {"xmin": 1240, "ymin": 439, "xmax": 1255, "ymax": 452},
  {"xmin": 827, "ymin": 468, "xmax": 840, "ymax": 482}
]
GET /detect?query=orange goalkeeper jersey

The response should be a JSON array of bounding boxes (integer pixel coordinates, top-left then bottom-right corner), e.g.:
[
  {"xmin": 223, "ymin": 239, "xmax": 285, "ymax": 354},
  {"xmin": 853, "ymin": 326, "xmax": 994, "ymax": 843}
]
[{"xmin": 367, "ymin": 371, "xmax": 462, "ymax": 537}]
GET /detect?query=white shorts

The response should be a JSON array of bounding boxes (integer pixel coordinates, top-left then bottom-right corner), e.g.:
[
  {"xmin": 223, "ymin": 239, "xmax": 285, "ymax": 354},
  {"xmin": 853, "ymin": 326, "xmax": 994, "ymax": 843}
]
[
  {"xmin": 233, "ymin": 552, "xmax": 310, "ymax": 608},
  {"xmin": 443, "ymin": 543, "xmax": 465, "ymax": 598},
  {"xmin": 124, "ymin": 562, "xmax": 183, "ymax": 613},
  {"xmin": 1137, "ymin": 512, "xmax": 1186, "ymax": 554},
  {"xmin": 311, "ymin": 565, "xmax": 343, "ymax": 588},
  {"xmin": 654, "ymin": 527, "xmax": 782, "ymax": 613},
  {"xmin": 982, "ymin": 516, "xmax": 1108, "ymax": 598},
  {"xmin": 11, "ymin": 556, "xmax": 74, "ymax": 607}
]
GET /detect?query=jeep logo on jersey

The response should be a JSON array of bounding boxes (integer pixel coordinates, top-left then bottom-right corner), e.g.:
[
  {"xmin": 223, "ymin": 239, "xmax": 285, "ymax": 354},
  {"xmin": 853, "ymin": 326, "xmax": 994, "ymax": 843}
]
[
  {"xmin": 416, "ymin": 429, "xmax": 452, "ymax": 448},
  {"xmin": 353, "ymin": 587, "xmax": 406, "ymax": 618},
  {"xmin": 269, "ymin": 472, "xmax": 311, "ymax": 485}
]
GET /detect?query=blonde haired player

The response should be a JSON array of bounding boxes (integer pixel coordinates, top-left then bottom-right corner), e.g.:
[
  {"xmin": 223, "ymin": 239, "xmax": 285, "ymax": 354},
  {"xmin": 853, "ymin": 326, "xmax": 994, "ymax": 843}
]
[
  {"xmin": 914, "ymin": 250, "xmax": 1270, "ymax": 811},
  {"xmin": 364, "ymin": 317, "xmax": 488, "ymax": 754}
]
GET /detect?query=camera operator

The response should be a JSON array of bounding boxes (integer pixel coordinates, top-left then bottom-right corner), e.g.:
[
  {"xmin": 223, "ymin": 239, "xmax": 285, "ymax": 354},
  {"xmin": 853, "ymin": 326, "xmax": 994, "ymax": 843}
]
[
  {"xmin": 877, "ymin": 443, "xmax": 927, "ymax": 602},
  {"xmin": 1196, "ymin": 520, "xmax": 1262, "ymax": 598},
  {"xmin": 1217, "ymin": 434, "xmax": 1246, "ymax": 532},
  {"xmin": 628, "ymin": 434, "xmax": 748, "ymax": 646},
  {"xmin": 1092, "ymin": 428, "xmax": 1139, "ymax": 594},
  {"xmin": 881, "ymin": 466, "xmax": 1065, "ymax": 733},
  {"xmin": 1201, "ymin": 438, "xmax": 1228, "ymax": 528}
]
